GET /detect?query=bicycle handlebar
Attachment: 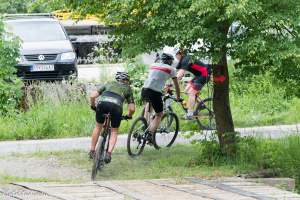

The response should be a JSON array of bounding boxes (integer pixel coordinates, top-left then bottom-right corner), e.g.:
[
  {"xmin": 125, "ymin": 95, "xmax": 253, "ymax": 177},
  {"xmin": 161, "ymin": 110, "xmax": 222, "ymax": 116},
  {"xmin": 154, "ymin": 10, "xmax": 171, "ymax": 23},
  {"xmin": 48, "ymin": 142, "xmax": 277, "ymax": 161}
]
[
  {"xmin": 121, "ymin": 115, "xmax": 132, "ymax": 120},
  {"xmin": 164, "ymin": 94, "xmax": 183, "ymax": 103}
]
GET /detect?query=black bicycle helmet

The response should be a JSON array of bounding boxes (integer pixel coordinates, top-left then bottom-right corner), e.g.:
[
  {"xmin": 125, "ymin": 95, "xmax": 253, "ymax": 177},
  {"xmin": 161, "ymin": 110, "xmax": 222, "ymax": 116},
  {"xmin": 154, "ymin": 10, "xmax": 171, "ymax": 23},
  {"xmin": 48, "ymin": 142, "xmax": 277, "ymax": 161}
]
[
  {"xmin": 115, "ymin": 72, "xmax": 130, "ymax": 82},
  {"xmin": 161, "ymin": 53, "xmax": 174, "ymax": 65}
]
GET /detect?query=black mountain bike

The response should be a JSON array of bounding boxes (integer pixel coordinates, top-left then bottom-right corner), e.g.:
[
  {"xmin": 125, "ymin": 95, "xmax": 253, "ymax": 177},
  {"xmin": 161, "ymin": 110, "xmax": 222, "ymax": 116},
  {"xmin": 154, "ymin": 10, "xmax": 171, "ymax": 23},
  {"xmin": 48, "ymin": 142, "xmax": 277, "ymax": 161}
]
[
  {"xmin": 163, "ymin": 84, "xmax": 216, "ymax": 130},
  {"xmin": 127, "ymin": 101, "xmax": 180, "ymax": 156},
  {"xmin": 91, "ymin": 114, "xmax": 128, "ymax": 180}
]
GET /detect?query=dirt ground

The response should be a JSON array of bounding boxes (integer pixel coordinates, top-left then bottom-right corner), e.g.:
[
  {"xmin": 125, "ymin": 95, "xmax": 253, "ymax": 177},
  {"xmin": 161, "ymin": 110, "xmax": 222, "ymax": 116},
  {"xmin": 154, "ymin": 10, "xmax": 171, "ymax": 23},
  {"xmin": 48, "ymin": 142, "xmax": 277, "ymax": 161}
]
[{"xmin": 0, "ymin": 151, "xmax": 90, "ymax": 183}]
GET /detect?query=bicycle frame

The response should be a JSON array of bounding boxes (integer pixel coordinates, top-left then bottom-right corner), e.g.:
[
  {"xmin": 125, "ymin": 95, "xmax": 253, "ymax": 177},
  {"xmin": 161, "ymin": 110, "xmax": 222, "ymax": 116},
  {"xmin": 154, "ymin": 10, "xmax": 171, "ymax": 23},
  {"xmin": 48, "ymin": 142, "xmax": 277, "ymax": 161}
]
[
  {"xmin": 104, "ymin": 115, "xmax": 112, "ymax": 151},
  {"xmin": 91, "ymin": 114, "xmax": 111, "ymax": 180},
  {"xmin": 98, "ymin": 114, "xmax": 111, "ymax": 163},
  {"xmin": 164, "ymin": 81, "xmax": 213, "ymax": 114}
]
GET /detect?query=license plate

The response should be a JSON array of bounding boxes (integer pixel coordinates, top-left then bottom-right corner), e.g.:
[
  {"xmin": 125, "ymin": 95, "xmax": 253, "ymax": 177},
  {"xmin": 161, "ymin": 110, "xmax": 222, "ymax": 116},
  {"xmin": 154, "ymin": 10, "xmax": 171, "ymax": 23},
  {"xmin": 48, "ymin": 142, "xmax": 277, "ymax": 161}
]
[{"xmin": 31, "ymin": 64, "xmax": 54, "ymax": 72}]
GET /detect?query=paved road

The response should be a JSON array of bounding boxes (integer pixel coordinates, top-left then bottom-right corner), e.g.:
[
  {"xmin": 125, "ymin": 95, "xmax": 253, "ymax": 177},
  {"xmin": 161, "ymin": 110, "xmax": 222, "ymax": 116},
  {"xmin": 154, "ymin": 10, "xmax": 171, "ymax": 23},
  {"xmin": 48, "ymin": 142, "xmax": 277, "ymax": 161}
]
[
  {"xmin": 0, "ymin": 124, "xmax": 299, "ymax": 155},
  {"xmin": 1, "ymin": 177, "xmax": 299, "ymax": 200},
  {"xmin": 78, "ymin": 64, "xmax": 125, "ymax": 82}
]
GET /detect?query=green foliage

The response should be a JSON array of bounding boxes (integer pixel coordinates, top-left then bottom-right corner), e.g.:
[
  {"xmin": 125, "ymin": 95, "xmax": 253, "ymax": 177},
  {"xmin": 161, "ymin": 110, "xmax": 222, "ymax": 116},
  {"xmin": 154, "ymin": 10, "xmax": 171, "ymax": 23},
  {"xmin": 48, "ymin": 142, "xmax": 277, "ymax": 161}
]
[
  {"xmin": 28, "ymin": 0, "xmax": 66, "ymax": 14},
  {"xmin": 0, "ymin": 19, "xmax": 22, "ymax": 115},
  {"xmin": 0, "ymin": 0, "xmax": 27, "ymax": 14},
  {"xmin": 67, "ymin": 0, "xmax": 300, "ymax": 61},
  {"xmin": 125, "ymin": 60, "xmax": 148, "ymax": 105},
  {"xmin": 229, "ymin": 0, "xmax": 300, "ymax": 97},
  {"xmin": 67, "ymin": 0, "xmax": 300, "ymax": 143},
  {"xmin": 88, "ymin": 41, "xmax": 123, "ymax": 64},
  {"xmin": 194, "ymin": 136, "xmax": 300, "ymax": 192},
  {"xmin": 231, "ymin": 72, "xmax": 291, "ymax": 127},
  {"xmin": 228, "ymin": 58, "xmax": 300, "ymax": 127},
  {"xmin": 0, "ymin": 82, "xmax": 134, "ymax": 140},
  {"xmin": 0, "ymin": 82, "xmax": 92, "ymax": 140},
  {"xmin": 0, "ymin": 0, "xmax": 65, "ymax": 14},
  {"xmin": 0, "ymin": 101, "xmax": 92, "ymax": 140},
  {"xmin": 196, "ymin": 140, "xmax": 223, "ymax": 166}
]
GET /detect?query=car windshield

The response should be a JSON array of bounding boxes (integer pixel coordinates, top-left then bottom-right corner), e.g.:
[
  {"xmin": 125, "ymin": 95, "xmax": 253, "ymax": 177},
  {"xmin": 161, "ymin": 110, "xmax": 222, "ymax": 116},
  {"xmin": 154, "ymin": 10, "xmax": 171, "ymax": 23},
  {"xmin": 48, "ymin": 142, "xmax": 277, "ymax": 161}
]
[{"xmin": 5, "ymin": 20, "xmax": 67, "ymax": 42}]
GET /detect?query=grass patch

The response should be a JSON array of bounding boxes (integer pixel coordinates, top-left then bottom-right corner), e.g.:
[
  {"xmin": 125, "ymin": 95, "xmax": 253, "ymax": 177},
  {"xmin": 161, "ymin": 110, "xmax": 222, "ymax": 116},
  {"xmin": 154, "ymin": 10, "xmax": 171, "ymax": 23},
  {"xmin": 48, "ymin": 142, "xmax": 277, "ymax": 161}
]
[
  {"xmin": 0, "ymin": 173, "xmax": 59, "ymax": 184},
  {"xmin": 230, "ymin": 72, "xmax": 300, "ymax": 127},
  {"xmin": 0, "ymin": 94, "xmax": 299, "ymax": 141},
  {"xmin": 1, "ymin": 136, "xmax": 300, "ymax": 192},
  {"xmin": 95, "ymin": 146, "xmax": 236, "ymax": 180},
  {"xmin": 0, "ymin": 101, "xmax": 93, "ymax": 140},
  {"xmin": 28, "ymin": 145, "xmax": 237, "ymax": 181},
  {"xmin": 193, "ymin": 135, "xmax": 300, "ymax": 192}
]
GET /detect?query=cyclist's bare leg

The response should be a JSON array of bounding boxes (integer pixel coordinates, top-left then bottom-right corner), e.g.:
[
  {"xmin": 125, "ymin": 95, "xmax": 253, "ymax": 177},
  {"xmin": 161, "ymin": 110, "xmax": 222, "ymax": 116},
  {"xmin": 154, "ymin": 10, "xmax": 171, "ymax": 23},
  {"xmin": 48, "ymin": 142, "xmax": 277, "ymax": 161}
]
[
  {"xmin": 91, "ymin": 122, "xmax": 103, "ymax": 151},
  {"xmin": 149, "ymin": 112, "xmax": 163, "ymax": 133},
  {"xmin": 144, "ymin": 102, "xmax": 153, "ymax": 120},
  {"xmin": 186, "ymin": 84, "xmax": 198, "ymax": 115},
  {"xmin": 108, "ymin": 128, "xmax": 118, "ymax": 154}
]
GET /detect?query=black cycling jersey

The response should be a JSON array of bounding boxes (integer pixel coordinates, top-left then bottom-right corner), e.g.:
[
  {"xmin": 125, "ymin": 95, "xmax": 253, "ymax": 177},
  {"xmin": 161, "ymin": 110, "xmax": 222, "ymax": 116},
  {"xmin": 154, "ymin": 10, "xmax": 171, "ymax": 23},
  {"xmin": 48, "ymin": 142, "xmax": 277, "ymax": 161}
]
[{"xmin": 177, "ymin": 56, "xmax": 212, "ymax": 77}]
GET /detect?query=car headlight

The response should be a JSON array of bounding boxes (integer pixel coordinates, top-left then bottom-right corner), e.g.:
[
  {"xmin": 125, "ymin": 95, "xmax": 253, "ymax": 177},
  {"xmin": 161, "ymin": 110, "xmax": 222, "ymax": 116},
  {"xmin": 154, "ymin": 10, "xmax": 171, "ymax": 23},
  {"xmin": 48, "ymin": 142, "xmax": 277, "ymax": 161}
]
[{"xmin": 60, "ymin": 52, "xmax": 76, "ymax": 61}]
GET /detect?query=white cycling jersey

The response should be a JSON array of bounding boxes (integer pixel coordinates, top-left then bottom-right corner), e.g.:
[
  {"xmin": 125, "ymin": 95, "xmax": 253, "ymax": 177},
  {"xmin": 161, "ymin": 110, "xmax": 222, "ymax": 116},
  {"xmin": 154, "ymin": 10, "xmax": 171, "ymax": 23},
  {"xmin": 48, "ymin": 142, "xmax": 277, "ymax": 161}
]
[{"xmin": 143, "ymin": 62, "xmax": 176, "ymax": 93}]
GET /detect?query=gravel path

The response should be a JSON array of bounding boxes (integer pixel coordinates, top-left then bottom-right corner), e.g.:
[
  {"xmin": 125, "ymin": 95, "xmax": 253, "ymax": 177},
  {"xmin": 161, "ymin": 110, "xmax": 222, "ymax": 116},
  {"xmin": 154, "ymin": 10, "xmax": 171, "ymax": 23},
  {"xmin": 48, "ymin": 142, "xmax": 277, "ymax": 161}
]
[{"xmin": 0, "ymin": 124, "xmax": 299, "ymax": 156}]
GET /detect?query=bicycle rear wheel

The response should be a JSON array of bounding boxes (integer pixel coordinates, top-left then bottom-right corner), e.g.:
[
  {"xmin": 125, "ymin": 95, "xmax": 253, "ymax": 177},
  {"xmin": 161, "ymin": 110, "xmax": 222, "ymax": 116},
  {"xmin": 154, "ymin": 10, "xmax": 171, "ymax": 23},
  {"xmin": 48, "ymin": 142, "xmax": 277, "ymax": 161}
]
[
  {"xmin": 127, "ymin": 117, "xmax": 148, "ymax": 156},
  {"xmin": 153, "ymin": 112, "xmax": 179, "ymax": 149},
  {"xmin": 195, "ymin": 98, "xmax": 216, "ymax": 130},
  {"xmin": 91, "ymin": 135, "xmax": 106, "ymax": 181}
]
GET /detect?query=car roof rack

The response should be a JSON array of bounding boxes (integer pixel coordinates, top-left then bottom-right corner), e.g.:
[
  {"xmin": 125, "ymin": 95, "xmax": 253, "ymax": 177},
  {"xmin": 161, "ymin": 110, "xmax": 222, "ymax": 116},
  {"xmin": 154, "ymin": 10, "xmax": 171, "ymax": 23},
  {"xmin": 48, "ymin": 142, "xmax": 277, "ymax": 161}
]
[{"xmin": 4, "ymin": 13, "xmax": 56, "ymax": 20}]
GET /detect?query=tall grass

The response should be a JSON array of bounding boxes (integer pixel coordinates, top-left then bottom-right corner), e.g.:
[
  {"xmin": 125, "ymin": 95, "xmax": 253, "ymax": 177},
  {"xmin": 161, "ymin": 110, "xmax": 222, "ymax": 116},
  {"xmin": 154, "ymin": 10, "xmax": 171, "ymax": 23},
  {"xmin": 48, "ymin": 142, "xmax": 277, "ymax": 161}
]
[
  {"xmin": 0, "ymin": 63, "xmax": 300, "ymax": 141},
  {"xmin": 230, "ymin": 71, "xmax": 300, "ymax": 127},
  {"xmin": 0, "ymin": 82, "xmax": 93, "ymax": 140},
  {"xmin": 194, "ymin": 135, "xmax": 300, "ymax": 192},
  {"xmin": 0, "ymin": 82, "xmax": 140, "ymax": 141}
]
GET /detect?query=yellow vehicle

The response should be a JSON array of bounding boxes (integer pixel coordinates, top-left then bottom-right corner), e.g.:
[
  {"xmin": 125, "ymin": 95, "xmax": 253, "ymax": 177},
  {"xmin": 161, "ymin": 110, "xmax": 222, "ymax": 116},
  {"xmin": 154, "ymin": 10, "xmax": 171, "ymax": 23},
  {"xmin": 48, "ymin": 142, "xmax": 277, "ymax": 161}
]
[{"xmin": 52, "ymin": 10, "xmax": 99, "ymax": 21}]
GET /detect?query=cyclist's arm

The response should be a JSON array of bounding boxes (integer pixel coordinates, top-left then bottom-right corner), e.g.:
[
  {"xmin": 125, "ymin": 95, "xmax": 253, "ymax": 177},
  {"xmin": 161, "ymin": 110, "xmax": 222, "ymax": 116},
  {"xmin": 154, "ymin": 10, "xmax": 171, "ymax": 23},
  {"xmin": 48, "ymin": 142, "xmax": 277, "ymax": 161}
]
[
  {"xmin": 90, "ymin": 91, "xmax": 99, "ymax": 108},
  {"xmin": 128, "ymin": 103, "xmax": 135, "ymax": 118},
  {"xmin": 177, "ymin": 69, "xmax": 185, "ymax": 80},
  {"xmin": 126, "ymin": 87, "xmax": 135, "ymax": 118},
  {"xmin": 172, "ymin": 77, "xmax": 181, "ymax": 100},
  {"xmin": 90, "ymin": 85, "xmax": 106, "ymax": 107}
]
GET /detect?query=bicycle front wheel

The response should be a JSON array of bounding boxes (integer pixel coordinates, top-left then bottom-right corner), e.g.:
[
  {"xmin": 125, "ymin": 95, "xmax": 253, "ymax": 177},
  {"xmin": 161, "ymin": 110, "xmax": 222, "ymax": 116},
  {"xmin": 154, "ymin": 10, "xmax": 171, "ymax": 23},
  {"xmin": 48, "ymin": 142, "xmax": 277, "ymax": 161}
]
[
  {"xmin": 91, "ymin": 136, "xmax": 105, "ymax": 181},
  {"xmin": 154, "ymin": 112, "xmax": 179, "ymax": 149},
  {"xmin": 127, "ymin": 117, "xmax": 148, "ymax": 157},
  {"xmin": 195, "ymin": 98, "xmax": 216, "ymax": 130}
]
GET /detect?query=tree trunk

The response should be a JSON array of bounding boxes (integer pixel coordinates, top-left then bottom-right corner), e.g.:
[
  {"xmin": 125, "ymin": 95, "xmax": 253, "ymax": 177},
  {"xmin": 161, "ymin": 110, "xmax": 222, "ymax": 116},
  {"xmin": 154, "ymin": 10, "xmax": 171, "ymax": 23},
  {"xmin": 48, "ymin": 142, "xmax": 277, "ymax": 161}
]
[{"xmin": 212, "ymin": 50, "xmax": 236, "ymax": 155}]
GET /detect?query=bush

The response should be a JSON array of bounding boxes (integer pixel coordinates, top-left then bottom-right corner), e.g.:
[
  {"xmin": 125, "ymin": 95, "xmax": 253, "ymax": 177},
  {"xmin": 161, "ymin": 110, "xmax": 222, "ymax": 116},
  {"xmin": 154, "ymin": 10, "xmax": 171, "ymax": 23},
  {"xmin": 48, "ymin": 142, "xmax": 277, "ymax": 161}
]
[
  {"xmin": 87, "ymin": 41, "xmax": 123, "ymax": 64},
  {"xmin": 0, "ymin": 82, "xmax": 136, "ymax": 140},
  {"xmin": 0, "ymin": 19, "xmax": 23, "ymax": 116},
  {"xmin": 193, "ymin": 136, "xmax": 300, "ymax": 192},
  {"xmin": 0, "ymin": 82, "xmax": 91, "ymax": 140},
  {"xmin": 230, "ymin": 71, "xmax": 292, "ymax": 127},
  {"xmin": 0, "ymin": 0, "xmax": 28, "ymax": 14},
  {"xmin": 126, "ymin": 61, "xmax": 148, "ymax": 105}
]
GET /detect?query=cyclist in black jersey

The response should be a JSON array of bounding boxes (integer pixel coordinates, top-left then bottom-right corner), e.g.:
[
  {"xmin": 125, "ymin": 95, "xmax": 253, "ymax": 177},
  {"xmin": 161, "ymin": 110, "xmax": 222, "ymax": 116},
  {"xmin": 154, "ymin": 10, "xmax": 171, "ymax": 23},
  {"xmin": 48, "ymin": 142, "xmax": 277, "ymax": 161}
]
[
  {"xmin": 89, "ymin": 72, "xmax": 135, "ymax": 163},
  {"xmin": 175, "ymin": 48, "xmax": 212, "ymax": 119}
]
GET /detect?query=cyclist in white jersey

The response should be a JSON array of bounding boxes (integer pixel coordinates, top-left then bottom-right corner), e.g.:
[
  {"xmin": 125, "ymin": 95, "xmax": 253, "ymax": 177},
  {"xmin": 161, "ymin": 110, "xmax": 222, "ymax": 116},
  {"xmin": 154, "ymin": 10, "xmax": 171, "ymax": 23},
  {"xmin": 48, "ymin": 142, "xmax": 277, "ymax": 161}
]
[{"xmin": 141, "ymin": 53, "xmax": 181, "ymax": 142}]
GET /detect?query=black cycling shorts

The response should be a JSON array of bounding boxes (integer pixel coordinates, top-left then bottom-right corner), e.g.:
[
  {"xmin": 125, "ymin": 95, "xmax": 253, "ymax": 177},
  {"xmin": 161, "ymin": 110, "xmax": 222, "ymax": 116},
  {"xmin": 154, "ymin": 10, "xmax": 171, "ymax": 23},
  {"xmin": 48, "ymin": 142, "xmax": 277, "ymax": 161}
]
[
  {"xmin": 96, "ymin": 101, "xmax": 123, "ymax": 128},
  {"xmin": 141, "ymin": 88, "xmax": 163, "ymax": 113},
  {"xmin": 190, "ymin": 76, "xmax": 210, "ymax": 91}
]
